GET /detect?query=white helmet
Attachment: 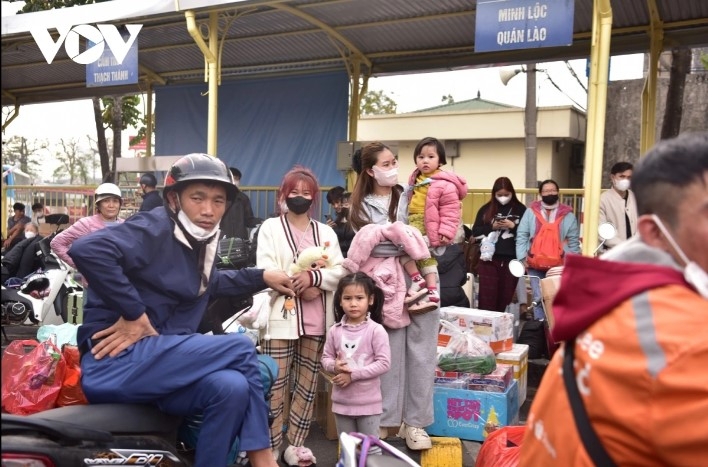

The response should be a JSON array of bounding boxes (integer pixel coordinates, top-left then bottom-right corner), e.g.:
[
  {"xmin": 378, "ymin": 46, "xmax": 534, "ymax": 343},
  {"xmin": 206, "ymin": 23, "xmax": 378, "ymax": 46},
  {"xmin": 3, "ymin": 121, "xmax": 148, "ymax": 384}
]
[{"xmin": 95, "ymin": 183, "xmax": 123, "ymax": 204}]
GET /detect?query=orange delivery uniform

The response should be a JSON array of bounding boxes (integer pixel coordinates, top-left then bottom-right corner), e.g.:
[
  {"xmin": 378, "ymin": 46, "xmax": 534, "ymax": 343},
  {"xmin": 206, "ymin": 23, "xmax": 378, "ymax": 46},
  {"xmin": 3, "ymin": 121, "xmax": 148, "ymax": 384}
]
[{"xmin": 520, "ymin": 240, "xmax": 708, "ymax": 466}]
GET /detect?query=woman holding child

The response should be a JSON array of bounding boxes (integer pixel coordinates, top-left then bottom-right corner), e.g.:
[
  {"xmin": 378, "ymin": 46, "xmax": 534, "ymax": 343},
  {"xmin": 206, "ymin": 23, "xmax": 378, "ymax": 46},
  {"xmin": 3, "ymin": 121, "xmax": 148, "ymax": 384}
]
[{"xmin": 347, "ymin": 138, "xmax": 466, "ymax": 450}]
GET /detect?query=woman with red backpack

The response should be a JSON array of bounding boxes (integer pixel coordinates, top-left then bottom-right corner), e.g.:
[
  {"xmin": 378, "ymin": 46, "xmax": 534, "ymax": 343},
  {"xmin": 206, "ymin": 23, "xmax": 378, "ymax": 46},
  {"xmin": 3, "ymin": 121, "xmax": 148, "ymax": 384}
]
[{"xmin": 515, "ymin": 179, "xmax": 580, "ymax": 321}]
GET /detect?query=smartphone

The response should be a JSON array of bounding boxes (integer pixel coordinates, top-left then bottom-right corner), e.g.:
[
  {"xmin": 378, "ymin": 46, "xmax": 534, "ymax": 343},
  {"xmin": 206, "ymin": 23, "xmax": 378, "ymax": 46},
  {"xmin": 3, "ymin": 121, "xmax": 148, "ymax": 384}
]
[{"xmin": 325, "ymin": 214, "xmax": 332, "ymax": 222}]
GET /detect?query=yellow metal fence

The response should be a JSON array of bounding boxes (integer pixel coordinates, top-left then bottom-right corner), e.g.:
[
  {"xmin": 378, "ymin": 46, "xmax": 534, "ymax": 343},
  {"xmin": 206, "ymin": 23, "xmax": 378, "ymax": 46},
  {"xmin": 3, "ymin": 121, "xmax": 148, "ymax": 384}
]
[{"xmin": 3, "ymin": 184, "xmax": 587, "ymax": 238}]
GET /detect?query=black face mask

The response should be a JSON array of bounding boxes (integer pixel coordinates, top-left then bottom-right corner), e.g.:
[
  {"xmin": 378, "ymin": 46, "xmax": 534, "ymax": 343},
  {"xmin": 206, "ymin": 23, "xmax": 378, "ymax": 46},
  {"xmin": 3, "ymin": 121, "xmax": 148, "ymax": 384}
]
[
  {"xmin": 541, "ymin": 194, "xmax": 559, "ymax": 205},
  {"xmin": 286, "ymin": 196, "xmax": 312, "ymax": 215}
]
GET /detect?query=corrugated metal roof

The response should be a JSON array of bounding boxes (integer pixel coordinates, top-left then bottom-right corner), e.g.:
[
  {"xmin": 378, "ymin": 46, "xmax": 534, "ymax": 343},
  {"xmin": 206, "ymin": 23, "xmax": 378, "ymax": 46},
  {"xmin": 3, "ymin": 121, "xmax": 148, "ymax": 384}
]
[
  {"xmin": 2, "ymin": 0, "xmax": 707, "ymax": 106},
  {"xmin": 411, "ymin": 96, "xmax": 516, "ymax": 114}
]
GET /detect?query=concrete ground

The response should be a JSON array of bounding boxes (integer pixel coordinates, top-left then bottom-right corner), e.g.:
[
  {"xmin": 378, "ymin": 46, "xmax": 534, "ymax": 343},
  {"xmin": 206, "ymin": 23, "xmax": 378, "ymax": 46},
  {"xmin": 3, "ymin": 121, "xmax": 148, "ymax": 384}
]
[{"xmin": 1, "ymin": 323, "xmax": 546, "ymax": 466}]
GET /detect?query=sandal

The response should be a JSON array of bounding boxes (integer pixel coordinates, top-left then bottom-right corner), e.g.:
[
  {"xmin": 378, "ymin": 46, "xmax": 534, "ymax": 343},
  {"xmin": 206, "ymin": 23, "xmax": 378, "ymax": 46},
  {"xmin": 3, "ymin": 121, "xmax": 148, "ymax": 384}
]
[{"xmin": 281, "ymin": 445, "xmax": 317, "ymax": 467}]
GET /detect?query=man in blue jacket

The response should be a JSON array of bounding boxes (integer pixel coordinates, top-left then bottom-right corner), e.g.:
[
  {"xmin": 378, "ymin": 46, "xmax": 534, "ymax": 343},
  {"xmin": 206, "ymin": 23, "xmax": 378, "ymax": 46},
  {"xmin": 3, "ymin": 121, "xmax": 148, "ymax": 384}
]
[{"xmin": 70, "ymin": 153, "xmax": 292, "ymax": 467}]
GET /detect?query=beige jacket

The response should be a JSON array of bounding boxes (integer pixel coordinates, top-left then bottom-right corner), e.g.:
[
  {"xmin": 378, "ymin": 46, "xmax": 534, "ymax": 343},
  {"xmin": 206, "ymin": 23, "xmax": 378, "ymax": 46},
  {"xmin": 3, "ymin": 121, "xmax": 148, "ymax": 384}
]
[{"xmin": 598, "ymin": 188, "xmax": 637, "ymax": 248}]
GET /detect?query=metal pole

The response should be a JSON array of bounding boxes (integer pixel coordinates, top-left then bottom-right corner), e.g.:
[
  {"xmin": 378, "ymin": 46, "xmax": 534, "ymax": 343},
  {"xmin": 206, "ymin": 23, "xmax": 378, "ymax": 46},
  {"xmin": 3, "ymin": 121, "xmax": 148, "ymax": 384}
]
[
  {"xmin": 524, "ymin": 64, "xmax": 538, "ymax": 204},
  {"xmin": 582, "ymin": 0, "xmax": 613, "ymax": 255}
]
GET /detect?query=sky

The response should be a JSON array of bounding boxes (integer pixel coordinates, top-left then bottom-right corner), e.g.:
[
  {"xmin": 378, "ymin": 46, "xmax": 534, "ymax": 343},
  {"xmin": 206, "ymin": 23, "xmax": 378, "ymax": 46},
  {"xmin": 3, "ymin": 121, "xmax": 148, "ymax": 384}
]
[{"xmin": 1, "ymin": 53, "xmax": 645, "ymax": 180}]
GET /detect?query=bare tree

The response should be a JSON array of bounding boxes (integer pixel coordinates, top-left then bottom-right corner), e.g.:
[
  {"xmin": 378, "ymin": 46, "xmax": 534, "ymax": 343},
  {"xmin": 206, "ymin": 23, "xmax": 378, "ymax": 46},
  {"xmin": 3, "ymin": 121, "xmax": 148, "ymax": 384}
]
[
  {"xmin": 52, "ymin": 138, "xmax": 90, "ymax": 184},
  {"xmin": 2, "ymin": 135, "xmax": 46, "ymax": 178},
  {"xmin": 661, "ymin": 47, "xmax": 691, "ymax": 139}
]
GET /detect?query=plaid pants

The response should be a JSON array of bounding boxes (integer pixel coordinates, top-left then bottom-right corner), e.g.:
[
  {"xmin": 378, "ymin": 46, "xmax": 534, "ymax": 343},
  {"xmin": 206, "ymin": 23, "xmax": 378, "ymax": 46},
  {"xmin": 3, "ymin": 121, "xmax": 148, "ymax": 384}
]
[{"xmin": 262, "ymin": 335, "xmax": 324, "ymax": 449}]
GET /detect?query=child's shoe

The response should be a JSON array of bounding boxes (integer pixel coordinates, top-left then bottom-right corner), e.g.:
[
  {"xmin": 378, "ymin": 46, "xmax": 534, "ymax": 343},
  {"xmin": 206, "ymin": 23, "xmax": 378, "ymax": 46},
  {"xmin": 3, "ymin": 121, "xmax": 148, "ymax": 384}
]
[
  {"xmin": 404, "ymin": 279, "xmax": 428, "ymax": 305},
  {"xmin": 407, "ymin": 298, "xmax": 438, "ymax": 314}
]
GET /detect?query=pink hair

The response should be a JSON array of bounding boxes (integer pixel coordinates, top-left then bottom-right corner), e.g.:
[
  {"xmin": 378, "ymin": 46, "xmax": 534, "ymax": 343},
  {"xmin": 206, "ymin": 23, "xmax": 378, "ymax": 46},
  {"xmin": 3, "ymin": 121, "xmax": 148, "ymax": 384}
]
[{"xmin": 277, "ymin": 166, "xmax": 320, "ymax": 215}]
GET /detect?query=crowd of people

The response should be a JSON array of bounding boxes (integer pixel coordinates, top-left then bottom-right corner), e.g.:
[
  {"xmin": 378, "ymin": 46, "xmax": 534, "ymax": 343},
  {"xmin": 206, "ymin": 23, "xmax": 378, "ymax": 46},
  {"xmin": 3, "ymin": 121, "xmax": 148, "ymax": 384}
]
[{"xmin": 5, "ymin": 131, "xmax": 705, "ymax": 466}]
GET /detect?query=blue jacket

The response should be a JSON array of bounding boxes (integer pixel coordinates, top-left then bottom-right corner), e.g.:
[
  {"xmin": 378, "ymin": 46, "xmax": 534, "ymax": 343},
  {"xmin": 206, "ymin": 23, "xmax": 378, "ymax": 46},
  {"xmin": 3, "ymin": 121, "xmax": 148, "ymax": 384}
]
[
  {"xmin": 70, "ymin": 207, "xmax": 267, "ymax": 348},
  {"xmin": 515, "ymin": 201, "xmax": 581, "ymax": 261}
]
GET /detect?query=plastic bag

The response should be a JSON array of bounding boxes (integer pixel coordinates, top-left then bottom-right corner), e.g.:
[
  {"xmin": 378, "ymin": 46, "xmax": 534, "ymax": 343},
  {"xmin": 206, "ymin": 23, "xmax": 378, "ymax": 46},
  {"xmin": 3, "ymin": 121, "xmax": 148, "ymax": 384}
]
[
  {"xmin": 437, "ymin": 320, "xmax": 497, "ymax": 374},
  {"xmin": 475, "ymin": 425, "xmax": 526, "ymax": 467},
  {"xmin": 56, "ymin": 345, "xmax": 88, "ymax": 407},
  {"xmin": 1, "ymin": 338, "xmax": 66, "ymax": 415},
  {"xmin": 37, "ymin": 322, "xmax": 79, "ymax": 347}
]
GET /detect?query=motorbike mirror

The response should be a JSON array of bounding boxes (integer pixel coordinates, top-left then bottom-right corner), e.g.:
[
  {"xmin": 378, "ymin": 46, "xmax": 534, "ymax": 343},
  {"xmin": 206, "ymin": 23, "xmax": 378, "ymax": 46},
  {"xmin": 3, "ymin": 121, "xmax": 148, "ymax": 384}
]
[
  {"xmin": 598, "ymin": 222, "xmax": 617, "ymax": 241},
  {"xmin": 509, "ymin": 259, "xmax": 526, "ymax": 278}
]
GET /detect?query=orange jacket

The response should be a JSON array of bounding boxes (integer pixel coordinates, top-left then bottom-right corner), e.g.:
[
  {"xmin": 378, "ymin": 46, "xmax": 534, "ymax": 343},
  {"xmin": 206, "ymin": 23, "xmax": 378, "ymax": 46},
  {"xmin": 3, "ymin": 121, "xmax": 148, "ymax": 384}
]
[{"xmin": 520, "ymin": 246, "xmax": 708, "ymax": 466}]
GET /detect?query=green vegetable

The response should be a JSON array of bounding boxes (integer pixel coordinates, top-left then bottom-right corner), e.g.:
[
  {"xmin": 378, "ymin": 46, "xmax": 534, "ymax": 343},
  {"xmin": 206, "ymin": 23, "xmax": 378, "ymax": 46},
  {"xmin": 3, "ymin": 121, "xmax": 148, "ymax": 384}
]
[{"xmin": 437, "ymin": 354, "xmax": 497, "ymax": 375}]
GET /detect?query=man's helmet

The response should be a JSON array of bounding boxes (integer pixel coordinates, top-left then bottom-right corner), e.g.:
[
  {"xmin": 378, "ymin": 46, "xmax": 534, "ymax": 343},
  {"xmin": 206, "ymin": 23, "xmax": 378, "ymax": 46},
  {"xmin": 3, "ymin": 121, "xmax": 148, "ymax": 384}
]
[
  {"xmin": 95, "ymin": 183, "xmax": 123, "ymax": 204},
  {"xmin": 163, "ymin": 153, "xmax": 237, "ymax": 202}
]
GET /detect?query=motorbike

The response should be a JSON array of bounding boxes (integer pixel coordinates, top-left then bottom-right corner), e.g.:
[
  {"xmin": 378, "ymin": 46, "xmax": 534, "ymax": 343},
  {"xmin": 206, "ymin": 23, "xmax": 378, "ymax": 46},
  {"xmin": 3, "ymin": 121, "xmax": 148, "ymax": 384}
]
[
  {"xmin": 1, "ymin": 274, "xmax": 51, "ymax": 328},
  {"xmin": 0, "ymin": 214, "xmax": 82, "ymax": 328},
  {"xmin": 1, "ymin": 253, "xmax": 271, "ymax": 467}
]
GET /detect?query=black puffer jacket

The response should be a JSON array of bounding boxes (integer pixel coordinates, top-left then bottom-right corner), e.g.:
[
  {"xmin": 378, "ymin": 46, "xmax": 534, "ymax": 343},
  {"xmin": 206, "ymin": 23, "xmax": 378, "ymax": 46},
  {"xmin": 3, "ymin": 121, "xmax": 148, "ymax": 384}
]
[{"xmin": 435, "ymin": 243, "xmax": 470, "ymax": 308}]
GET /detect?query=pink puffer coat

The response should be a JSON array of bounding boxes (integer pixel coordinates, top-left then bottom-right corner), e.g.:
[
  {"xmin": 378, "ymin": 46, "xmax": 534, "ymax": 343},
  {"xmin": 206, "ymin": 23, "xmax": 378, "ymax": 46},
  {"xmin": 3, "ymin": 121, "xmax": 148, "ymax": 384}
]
[
  {"xmin": 406, "ymin": 170, "xmax": 468, "ymax": 247},
  {"xmin": 343, "ymin": 221, "xmax": 430, "ymax": 328}
]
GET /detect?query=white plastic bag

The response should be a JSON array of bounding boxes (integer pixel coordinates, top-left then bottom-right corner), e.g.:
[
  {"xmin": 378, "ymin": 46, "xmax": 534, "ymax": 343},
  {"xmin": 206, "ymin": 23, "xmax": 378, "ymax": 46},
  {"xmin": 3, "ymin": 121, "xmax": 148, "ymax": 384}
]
[{"xmin": 437, "ymin": 320, "xmax": 497, "ymax": 374}]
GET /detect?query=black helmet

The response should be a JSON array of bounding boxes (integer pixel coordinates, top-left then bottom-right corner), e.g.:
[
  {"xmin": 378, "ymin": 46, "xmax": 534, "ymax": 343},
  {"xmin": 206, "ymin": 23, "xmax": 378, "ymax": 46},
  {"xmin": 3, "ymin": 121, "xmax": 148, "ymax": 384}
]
[
  {"xmin": 139, "ymin": 172, "xmax": 158, "ymax": 187},
  {"xmin": 163, "ymin": 153, "xmax": 237, "ymax": 202}
]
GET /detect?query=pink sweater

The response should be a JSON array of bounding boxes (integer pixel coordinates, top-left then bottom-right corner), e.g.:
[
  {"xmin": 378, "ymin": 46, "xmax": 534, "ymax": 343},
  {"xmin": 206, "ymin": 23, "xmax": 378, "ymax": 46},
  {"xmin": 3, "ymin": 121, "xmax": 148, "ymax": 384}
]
[
  {"xmin": 51, "ymin": 214, "xmax": 124, "ymax": 269},
  {"xmin": 321, "ymin": 317, "xmax": 391, "ymax": 416}
]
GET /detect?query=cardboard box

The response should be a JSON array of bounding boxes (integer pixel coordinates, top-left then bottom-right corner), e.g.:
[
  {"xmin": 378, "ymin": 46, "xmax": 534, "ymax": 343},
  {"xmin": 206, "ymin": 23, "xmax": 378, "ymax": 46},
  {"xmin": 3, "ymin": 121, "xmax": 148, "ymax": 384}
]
[
  {"xmin": 314, "ymin": 373, "xmax": 338, "ymax": 440},
  {"xmin": 439, "ymin": 307, "xmax": 514, "ymax": 353},
  {"xmin": 435, "ymin": 364, "xmax": 514, "ymax": 393},
  {"xmin": 466, "ymin": 364, "xmax": 513, "ymax": 393},
  {"xmin": 426, "ymin": 380, "xmax": 519, "ymax": 442},
  {"xmin": 495, "ymin": 343, "xmax": 529, "ymax": 405}
]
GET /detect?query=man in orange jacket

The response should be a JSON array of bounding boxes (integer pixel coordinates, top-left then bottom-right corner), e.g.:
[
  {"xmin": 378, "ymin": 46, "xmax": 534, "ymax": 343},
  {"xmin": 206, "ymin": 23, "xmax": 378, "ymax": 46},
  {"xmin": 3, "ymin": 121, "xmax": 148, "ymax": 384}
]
[{"xmin": 520, "ymin": 132, "xmax": 708, "ymax": 466}]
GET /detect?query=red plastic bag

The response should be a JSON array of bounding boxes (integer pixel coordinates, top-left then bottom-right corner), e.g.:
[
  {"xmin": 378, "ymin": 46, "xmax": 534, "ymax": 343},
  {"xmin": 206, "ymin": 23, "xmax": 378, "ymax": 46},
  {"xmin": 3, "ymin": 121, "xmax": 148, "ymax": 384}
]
[
  {"xmin": 56, "ymin": 345, "xmax": 89, "ymax": 407},
  {"xmin": 1, "ymin": 338, "xmax": 66, "ymax": 415},
  {"xmin": 475, "ymin": 425, "xmax": 526, "ymax": 467}
]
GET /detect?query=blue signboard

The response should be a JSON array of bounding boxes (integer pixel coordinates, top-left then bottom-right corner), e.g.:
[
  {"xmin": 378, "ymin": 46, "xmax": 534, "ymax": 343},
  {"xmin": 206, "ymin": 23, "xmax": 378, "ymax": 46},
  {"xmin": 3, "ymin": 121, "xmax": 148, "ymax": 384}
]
[
  {"xmin": 86, "ymin": 39, "xmax": 138, "ymax": 87},
  {"xmin": 475, "ymin": 0, "xmax": 575, "ymax": 52}
]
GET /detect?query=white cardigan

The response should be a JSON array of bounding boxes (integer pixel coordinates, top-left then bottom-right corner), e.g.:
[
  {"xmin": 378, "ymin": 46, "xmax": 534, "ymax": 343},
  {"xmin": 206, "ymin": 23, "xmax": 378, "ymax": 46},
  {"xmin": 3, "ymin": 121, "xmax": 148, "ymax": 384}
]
[
  {"xmin": 256, "ymin": 215, "xmax": 346, "ymax": 340},
  {"xmin": 599, "ymin": 188, "xmax": 638, "ymax": 249}
]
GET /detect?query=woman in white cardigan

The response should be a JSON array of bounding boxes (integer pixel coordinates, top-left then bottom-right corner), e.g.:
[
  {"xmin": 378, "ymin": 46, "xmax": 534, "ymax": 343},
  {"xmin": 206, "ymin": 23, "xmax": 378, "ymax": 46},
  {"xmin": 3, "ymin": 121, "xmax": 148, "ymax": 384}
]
[{"xmin": 256, "ymin": 166, "xmax": 346, "ymax": 467}]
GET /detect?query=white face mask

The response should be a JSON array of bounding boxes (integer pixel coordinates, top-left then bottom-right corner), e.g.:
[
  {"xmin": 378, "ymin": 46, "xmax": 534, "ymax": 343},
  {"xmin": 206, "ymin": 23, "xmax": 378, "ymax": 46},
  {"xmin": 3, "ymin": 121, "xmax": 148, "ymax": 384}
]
[
  {"xmin": 33, "ymin": 212, "xmax": 44, "ymax": 219},
  {"xmin": 614, "ymin": 178, "xmax": 631, "ymax": 192},
  {"xmin": 371, "ymin": 165, "xmax": 399, "ymax": 187},
  {"xmin": 652, "ymin": 214, "xmax": 708, "ymax": 299},
  {"xmin": 496, "ymin": 195, "xmax": 511, "ymax": 205},
  {"xmin": 25, "ymin": 231, "xmax": 37, "ymax": 239},
  {"xmin": 176, "ymin": 207, "xmax": 219, "ymax": 241}
]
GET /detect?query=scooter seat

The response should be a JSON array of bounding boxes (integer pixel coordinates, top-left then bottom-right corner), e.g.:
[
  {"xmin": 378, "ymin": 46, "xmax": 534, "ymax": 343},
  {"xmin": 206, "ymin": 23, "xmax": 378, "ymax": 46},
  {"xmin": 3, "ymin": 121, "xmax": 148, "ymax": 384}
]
[{"xmin": 28, "ymin": 403, "xmax": 181, "ymax": 436}]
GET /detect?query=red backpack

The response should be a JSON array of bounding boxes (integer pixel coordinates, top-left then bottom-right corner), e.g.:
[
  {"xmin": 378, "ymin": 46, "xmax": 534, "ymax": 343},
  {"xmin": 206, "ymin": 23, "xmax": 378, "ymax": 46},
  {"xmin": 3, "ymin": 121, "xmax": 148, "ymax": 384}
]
[{"xmin": 527, "ymin": 209, "xmax": 567, "ymax": 271}]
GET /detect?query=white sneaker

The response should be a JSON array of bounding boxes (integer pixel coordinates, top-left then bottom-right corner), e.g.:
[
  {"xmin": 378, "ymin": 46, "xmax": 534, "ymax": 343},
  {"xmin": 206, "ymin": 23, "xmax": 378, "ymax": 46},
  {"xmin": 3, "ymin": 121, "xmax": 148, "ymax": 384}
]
[{"xmin": 397, "ymin": 423, "xmax": 432, "ymax": 450}]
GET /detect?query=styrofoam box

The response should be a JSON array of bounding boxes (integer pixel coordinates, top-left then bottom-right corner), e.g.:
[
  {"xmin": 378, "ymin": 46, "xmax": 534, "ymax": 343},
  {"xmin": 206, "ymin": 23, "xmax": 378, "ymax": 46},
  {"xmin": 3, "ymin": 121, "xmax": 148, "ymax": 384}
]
[
  {"xmin": 426, "ymin": 380, "xmax": 519, "ymax": 442},
  {"xmin": 439, "ymin": 306, "xmax": 514, "ymax": 353},
  {"xmin": 495, "ymin": 343, "xmax": 529, "ymax": 405}
]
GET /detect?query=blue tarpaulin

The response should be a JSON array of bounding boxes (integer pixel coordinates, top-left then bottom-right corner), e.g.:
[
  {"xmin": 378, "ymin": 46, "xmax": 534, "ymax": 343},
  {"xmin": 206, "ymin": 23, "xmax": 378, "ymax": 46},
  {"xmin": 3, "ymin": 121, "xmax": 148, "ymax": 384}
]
[{"xmin": 154, "ymin": 71, "xmax": 349, "ymax": 188}]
